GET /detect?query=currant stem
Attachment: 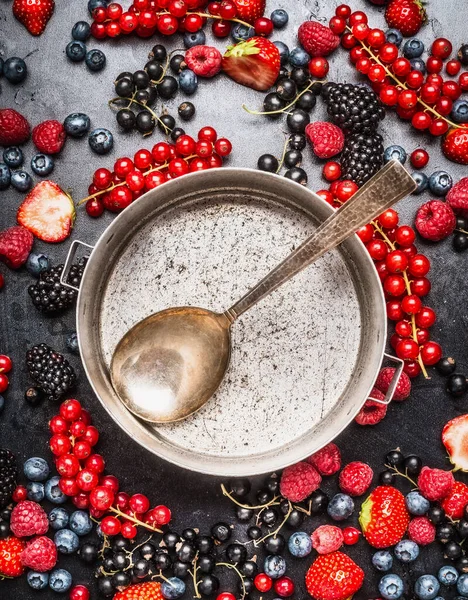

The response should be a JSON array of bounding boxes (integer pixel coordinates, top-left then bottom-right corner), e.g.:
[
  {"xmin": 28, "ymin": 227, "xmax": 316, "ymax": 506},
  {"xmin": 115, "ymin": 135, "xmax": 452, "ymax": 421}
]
[
  {"xmin": 191, "ymin": 11, "xmax": 253, "ymax": 29},
  {"xmin": 221, "ymin": 483, "xmax": 281, "ymax": 510},
  {"xmin": 109, "ymin": 506, "xmax": 162, "ymax": 534},
  {"xmin": 385, "ymin": 463, "xmax": 418, "ymax": 488},
  {"xmin": 216, "ymin": 563, "xmax": 247, "ymax": 600},
  {"xmin": 243, "ymin": 79, "xmax": 325, "ymax": 116},
  {"xmin": 276, "ymin": 133, "xmax": 291, "ymax": 173},
  {"xmin": 190, "ymin": 557, "xmax": 201, "ymax": 599},
  {"xmin": 253, "ymin": 501, "xmax": 292, "ymax": 547}
]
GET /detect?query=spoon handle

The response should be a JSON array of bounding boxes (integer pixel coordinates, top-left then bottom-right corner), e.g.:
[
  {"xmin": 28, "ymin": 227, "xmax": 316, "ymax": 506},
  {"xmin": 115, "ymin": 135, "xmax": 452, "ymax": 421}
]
[{"xmin": 225, "ymin": 160, "xmax": 416, "ymax": 321}]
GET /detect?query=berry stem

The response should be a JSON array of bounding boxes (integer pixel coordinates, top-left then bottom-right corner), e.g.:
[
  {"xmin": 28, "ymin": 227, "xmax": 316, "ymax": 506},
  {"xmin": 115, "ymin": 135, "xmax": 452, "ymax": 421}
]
[
  {"xmin": 243, "ymin": 79, "xmax": 324, "ymax": 116},
  {"xmin": 276, "ymin": 133, "xmax": 291, "ymax": 174},
  {"xmin": 215, "ymin": 563, "xmax": 247, "ymax": 600},
  {"xmin": 220, "ymin": 483, "xmax": 280, "ymax": 510},
  {"xmin": 108, "ymin": 506, "xmax": 163, "ymax": 533},
  {"xmin": 190, "ymin": 11, "xmax": 253, "ymax": 29},
  {"xmin": 252, "ymin": 501, "xmax": 292, "ymax": 547},
  {"xmin": 189, "ymin": 557, "xmax": 202, "ymax": 599},
  {"xmin": 385, "ymin": 464, "xmax": 418, "ymax": 488}
]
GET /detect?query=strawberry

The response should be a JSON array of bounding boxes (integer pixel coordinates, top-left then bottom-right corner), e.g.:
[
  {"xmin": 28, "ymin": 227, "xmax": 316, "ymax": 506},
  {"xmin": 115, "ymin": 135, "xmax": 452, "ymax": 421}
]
[
  {"xmin": 442, "ymin": 414, "xmax": 468, "ymax": 471},
  {"xmin": 305, "ymin": 551, "xmax": 364, "ymax": 600},
  {"xmin": 0, "ymin": 537, "xmax": 26, "ymax": 578},
  {"xmin": 222, "ymin": 37, "xmax": 280, "ymax": 91},
  {"xmin": 114, "ymin": 581, "xmax": 163, "ymax": 600},
  {"xmin": 13, "ymin": 0, "xmax": 55, "ymax": 36},
  {"xmin": 385, "ymin": 0, "xmax": 426, "ymax": 37},
  {"xmin": 233, "ymin": 0, "xmax": 266, "ymax": 24},
  {"xmin": 298, "ymin": 21, "xmax": 340, "ymax": 58},
  {"xmin": 443, "ymin": 128, "xmax": 468, "ymax": 164},
  {"xmin": 17, "ymin": 181, "xmax": 75, "ymax": 243},
  {"xmin": 359, "ymin": 486, "xmax": 409, "ymax": 548},
  {"xmin": 0, "ymin": 109, "xmax": 30, "ymax": 147}
]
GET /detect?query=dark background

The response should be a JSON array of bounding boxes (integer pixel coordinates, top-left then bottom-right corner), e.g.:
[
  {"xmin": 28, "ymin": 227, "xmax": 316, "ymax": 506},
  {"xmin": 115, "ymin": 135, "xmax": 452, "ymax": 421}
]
[{"xmin": 1, "ymin": 0, "xmax": 468, "ymax": 598}]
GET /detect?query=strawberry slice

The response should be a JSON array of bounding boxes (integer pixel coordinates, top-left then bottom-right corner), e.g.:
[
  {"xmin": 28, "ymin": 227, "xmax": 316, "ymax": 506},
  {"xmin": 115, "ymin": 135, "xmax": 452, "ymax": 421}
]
[
  {"xmin": 442, "ymin": 414, "xmax": 468, "ymax": 471},
  {"xmin": 233, "ymin": 0, "xmax": 266, "ymax": 24},
  {"xmin": 17, "ymin": 180, "xmax": 75, "ymax": 243},
  {"xmin": 222, "ymin": 37, "xmax": 280, "ymax": 91}
]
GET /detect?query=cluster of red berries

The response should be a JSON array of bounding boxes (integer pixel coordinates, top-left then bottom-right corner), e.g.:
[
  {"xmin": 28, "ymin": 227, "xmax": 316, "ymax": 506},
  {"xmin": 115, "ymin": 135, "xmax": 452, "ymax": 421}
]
[
  {"xmin": 0, "ymin": 354, "xmax": 12, "ymax": 395},
  {"xmin": 48, "ymin": 399, "xmax": 171, "ymax": 539},
  {"xmin": 84, "ymin": 127, "xmax": 232, "ymax": 217}
]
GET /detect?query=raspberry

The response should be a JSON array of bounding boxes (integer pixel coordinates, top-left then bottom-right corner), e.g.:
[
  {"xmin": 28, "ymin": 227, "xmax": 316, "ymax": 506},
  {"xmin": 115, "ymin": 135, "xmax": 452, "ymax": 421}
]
[
  {"xmin": 447, "ymin": 177, "xmax": 468, "ymax": 217},
  {"xmin": 354, "ymin": 388, "xmax": 387, "ymax": 426},
  {"xmin": 311, "ymin": 525, "xmax": 344, "ymax": 554},
  {"xmin": 415, "ymin": 200, "xmax": 456, "ymax": 241},
  {"xmin": 417, "ymin": 466, "xmax": 455, "ymax": 501},
  {"xmin": 407, "ymin": 516, "xmax": 436, "ymax": 546},
  {"xmin": 306, "ymin": 122, "xmax": 345, "ymax": 159},
  {"xmin": 308, "ymin": 443, "xmax": 341, "ymax": 476},
  {"xmin": 0, "ymin": 226, "xmax": 34, "ymax": 270},
  {"xmin": 339, "ymin": 462, "xmax": 373, "ymax": 496},
  {"xmin": 298, "ymin": 21, "xmax": 340, "ymax": 57},
  {"xmin": 375, "ymin": 367, "xmax": 411, "ymax": 402},
  {"xmin": 185, "ymin": 45, "xmax": 222, "ymax": 77},
  {"xmin": 10, "ymin": 500, "xmax": 49, "ymax": 538},
  {"xmin": 20, "ymin": 536, "xmax": 57, "ymax": 572},
  {"xmin": 441, "ymin": 481, "xmax": 468, "ymax": 518},
  {"xmin": 0, "ymin": 109, "xmax": 30, "ymax": 146},
  {"xmin": 280, "ymin": 461, "xmax": 321, "ymax": 502},
  {"xmin": 32, "ymin": 120, "xmax": 66, "ymax": 155}
]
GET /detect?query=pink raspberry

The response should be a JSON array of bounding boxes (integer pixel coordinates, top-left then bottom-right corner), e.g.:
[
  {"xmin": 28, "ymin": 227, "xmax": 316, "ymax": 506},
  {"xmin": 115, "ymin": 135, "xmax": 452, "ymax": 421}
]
[
  {"xmin": 441, "ymin": 481, "xmax": 468, "ymax": 519},
  {"xmin": 417, "ymin": 466, "xmax": 455, "ymax": 501},
  {"xmin": 311, "ymin": 525, "xmax": 344, "ymax": 554},
  {"xmin": 415, "ymin": 200, "xmax": 456, "ymax": 242},
  {"xmin": 185, "ymin": 45, "xmax": 222, "ymax": 77},
  {"xmin": 280, "ymin": 461, "xmax": 321, "ymax": 502},
  {"xmin": 375, "ymin": 367, "xmax": 411, "ymax": 402},
  {"xmin": 21, "ymin": 536, "xmax": 57, "ymax": 572},
  {"xmin": 408, "ymin": 517, "xmax": 436, "ymax": 546},
  {"xmin": 339, "ymin": 462, "xmax": 373, "ymax": 496},
  {"xmin": 10, "ymin": 501, "xmax": 49, "ymax": 538},
  {"xmin": 354, "ymin": 388, "xmax": 387, "ymax": 426},
  {"xmin": 308, "ymin": 443, "xmax": 341, "ymax": 476},
  {"xmin": 447, "ymin": 177, "xmax": 468, "ymax": 217},
  {"xmin": 305, "ymin": 122, "xmax": 344, "ymax": 159}
]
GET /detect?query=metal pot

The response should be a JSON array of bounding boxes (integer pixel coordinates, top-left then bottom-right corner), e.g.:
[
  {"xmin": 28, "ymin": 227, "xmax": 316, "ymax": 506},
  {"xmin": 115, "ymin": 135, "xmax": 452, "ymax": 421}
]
[{"xmin": 63, "ymin": 168, "xmax": 402, "ymax": 476}]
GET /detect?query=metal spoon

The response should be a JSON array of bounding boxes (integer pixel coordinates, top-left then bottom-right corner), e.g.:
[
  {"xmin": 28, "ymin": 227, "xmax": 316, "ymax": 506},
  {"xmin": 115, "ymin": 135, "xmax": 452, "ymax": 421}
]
[{"xmin": 111, "ymin": 161, "xmax": 416, "ymax": 424}]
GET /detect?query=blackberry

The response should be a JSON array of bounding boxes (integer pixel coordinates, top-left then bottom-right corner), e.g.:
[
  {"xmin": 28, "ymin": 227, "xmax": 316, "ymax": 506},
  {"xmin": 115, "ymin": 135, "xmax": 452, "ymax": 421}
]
[
  {"xmin": 340, "ymin": 133, "xmax": 384, "ymax": 186},
  {"xmin": 28, "ymin": 259, "xmax": 86, "ymax": 314},
  {"xmin": 26, "ymin": 344, "xmax": 77, "ymax": 401},
  {"xmin": 324, "ymin": 83, "xmax": 385, "ymax": 135},
  {"xmin": 0, "ymin": 449, "xmax": 17, "ymax": 509}
]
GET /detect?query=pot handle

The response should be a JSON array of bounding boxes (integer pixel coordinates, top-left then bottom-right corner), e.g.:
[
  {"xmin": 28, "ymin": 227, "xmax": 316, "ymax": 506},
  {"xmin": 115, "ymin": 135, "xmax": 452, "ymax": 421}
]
[
  {"xmin": 368, "ymin": 353, "xmax": 405, "ymax": 406},
  {"xmin": 60, "ymin": 239, "xmax": 94, "ymax": 291}
]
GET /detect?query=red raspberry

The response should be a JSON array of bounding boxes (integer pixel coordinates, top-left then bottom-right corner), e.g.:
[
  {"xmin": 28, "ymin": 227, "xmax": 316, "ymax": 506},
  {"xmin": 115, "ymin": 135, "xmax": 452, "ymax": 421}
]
[
  {"xmin": 0, "ymin": 109, "xmax": 30, "ymax": 146},
  {"xmin": 298, "ymin": 21, "xmax": 340, "ymax": 57},
  {"xmin": 415, "ymin": 200, "xmax": 456, "ymax": 241},
  {"xmin": 417, "ymin": 466, "xmax": 455, "ymax": 501},
  {"xmin": 375, "ymin": 367, "xmax": 411, "ymax": 402},
  {"xmin": 32, "ymin": 120, "xmax": 66, "ymax": 154},
  {"xmin": 339, "ymin": 462, "xmax": 373, "ymax": 496},
  {"xmin": 20, "ymin": 536, "xmax": 57, "ymax": 572},
  {"xmin": 447, "ymin": 177, "xmax": 468, "ymax": 217},
  {"xmin": 280, "ymin": 461, "xmax": 321, "ymax": 502},
  {"xmin": 407, "ymin": 516, "xmax": 436, "ymax": 546},
  {"xmin": 308, "ymin": 443, "xmax": 341, "ymax": 476},
  {"xmin": 306, "ymin": 122, "xmax": 344, "ymax": 159},
  {"xmin": 311, "ymin": 525, "xmax": 344, "ymax": 554},
  {"xmin": 441, "ymin": 481, "xmax": 468, "ymax": 519},
  {"xmin": 10, "ymin": 501, "xmax": 49, "ymax": 538},
  {"xmin": 354, "ymin": 388, "xmax": 387, "ymax": 426},
  {"xmin": 185, "ymin": 45, "xmax": 222, "ymax": 77},
  {"xmin": 0, "ymin": 226, "xmax": 33, "ymax": 270}
]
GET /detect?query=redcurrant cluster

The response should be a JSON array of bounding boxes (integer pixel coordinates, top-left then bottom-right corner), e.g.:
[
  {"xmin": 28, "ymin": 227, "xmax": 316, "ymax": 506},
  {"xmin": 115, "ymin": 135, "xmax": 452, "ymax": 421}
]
[
  {"xmin": 48, "ymin": 398, "xmax": 171, "ymax": 539},
  {"xmin": 82, "ymin": 126, "xmax": 232, "ymax": 217}
]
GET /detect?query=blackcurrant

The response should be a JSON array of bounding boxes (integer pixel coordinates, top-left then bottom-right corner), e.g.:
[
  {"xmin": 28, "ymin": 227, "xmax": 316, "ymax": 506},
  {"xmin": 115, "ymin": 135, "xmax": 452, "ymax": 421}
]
[
  {"xmin": 457, "ymin": 215, "xmax": 468, "ymax": 230},
  {"xmin": 170, "ymin": 127, "xmax": 185, "ymax": 141},
  {"xmin": 445, "ymin": 540, "xmax": 463, "ymax": 560},
  {"xmin": 311, "ymin": 82, "xmax": 323, "ymax": 95},
  {"xmin": 428, "ymin": 505, "xmax": 445, "ymax": 524},
  {"xmin": 290, "ymin": 67, "xmax": 310, "ymax": 88},
  {"xmin": 263, "ymin": 92, "xmax": 286, "ymax": 114},
  {"xmin": 296, "ymin": 91, "xmax": 316, "ymax": 111},
  {"xmin": 226, "ymin": 543, "xmax": 247, "ymax": 564},
  {"xmin": 170, "ymin": 54, "xmax": 186, "ymax": 74},
  {"xmin": 116, "ymin": 71, "xmax": 133, "ymax": 82},
  {"xmin": 112, "ymin": 571, "xmax": 131, "ymax": 590},
  {"xmin": 458, "ymin": 44, "xmax": 468, "ymax": 65},
  {"xmin": 163, "ymin": 531, "xmax": 180, "ymax": 549},
  {"xmin": 198, "ymin": 555, "xmax": 215, "ymax": 574},
  {"xmin": 229, "ymin": 478, "xmax": 251, "ymax": 498},
  {"xmin": 247, "ymin": 526, "xmax": 262, "ymax": 540},
  {"xmin": 286, "ymin": 109, "xmax": 310, "ymax": 133},
  {"xmin": 287, "ymin": 509, "xmax": 304, "ymax": 528},
  {"xmin": 457, "ymin": 556, "xmax": 468, "ymax": 573},
  {"xmin": 154, "ymin": 552, "xmax": 172, "ymax": 571},
  {"xmin": 135, "ymin": 89, "xmax": 150, "ymax": 105},
  {"xmin": 132, "ymin": 559, "xmax": 150, "ymax": 579},
  {"xmin": 385, "ymin": 449, "xmax": 404, "ymax": 467},
  {"xmin": 458, "ymin": 519, "xmax": 468, "ymax": 538},
  {"xmin": 133, "ymin": 70, "xmax": 150, "ymax": 89},
  {"xmin": 173, "ymin": 561, "xmax": 190, "ymax": 579},
  {"xmin": 147, "ymin": 86, "xmax": 158, "ymax": 106},
  {"xmin": 240, "ymin": 561, "xmax": 258, "ymax": 578},
  {"xmin": 149, "ymin": 44, "xmax": 167, "ymax": 62},
  {"xmin": 145, "ymin": 60, "xmax": 164, "ymax": 81},
  {"xmin": 276, "ymin": 78, "xmax": 297, "ymax": 100},
  {"xmin": 310, "ymin": 490, "xmax": 329, "ymax": 513},
  {"xmin": 284, "ymin": 150, "xmax": 302, "ymax": 168},
  {"xmin": 261, "ymin": 507, "xmax": 278, "ymax": 527},
  {"xmin": 115, "ymin": 78, "xmax": 134, "ymax": 98},
  {"xmin": 403, "ymin": 455, "xmax": 422, "ymax": 476},
  {"xmin": 157, "ymin": 76, "xmax": 178, "ymax": 99},
  {"xmin": 0, "ymin": 521, "xmax": 10, "ymax": 539},
  {"xmin": 264, "ymin": 534, "xmax": 285, "ymax": 555},
  {"xmin": 97, "ymin": 577, "xmax": 114, "ymax": 597},
  {"xmin": 379, "ymin": 471, "xmax": 395, "ymax": 485},
  {"xmin": 211, "ymin": 522, "xmax": 231, "ymax": 542},
  {"xmin": 196, "ymin": 535, "xmax": 214, "ymax": 555},
  {"xmin": 288, "ymin": 133, "xmax": 306, "ymax": 151},
  {"xmin": 79, "ymin": 543, "xmax": 98, "ymax": 564},
  {"xmin": 24, "ymin": 387, "xmax": 42, "ymax": 406},
  {"xmin": 198, "ymin": 574, "xmax": 219, "ymax": 596},
  {"xmin": 264, "ymin": 475, "xmax": 279, "ymax": 495},
  {"xmin": 182, "ymin": 528, "xmax": 197, "ymax": 541},
  {"xmin": 437, "ymin": 357, "xmax": 456, "ymax": 376},
  {"xmin": 285, "ymin": 167, "xmax": 308, "ymax": 184},
  {"xmin": 178, "ymin": 101, "xmax": 196, "ymax": 121},
  {"xmin": 436, "ymin": 522, "xmax": 456, "ymax": 543},
  {"xmin": 242, "ymin": 578, "xmax": 254, "ymax": 594},
  {"xmin": 453, "ymin": 232, "xmax": 468, "ymax": 252},
  {"xmin": 177, "ymin": 541, "xmax": 196, "ymax": 563},
  {"xmin": 136, "ymin": 111, "xmax": 155, "ymax": 134},
  {"xmin": 257, "ymin": 154, "xmax": 279, "ymax": 173},
  {"xmin": 256, "ymin": 489, "xmax": 273, "ymax": 504},
  {"xmin": 112, "ymin": 552, "xmax": 129, "ymax": 570},
  {"xmin": 447, "ymin": 373, "xmax": 468, "ymax": 397},
  {"xmin": 236, "ymin": 505, "xmax": 254, "ymax": 522},
  {"xmin": 116, "ymin": 109, "xmax": 136, "ymax": 131}
]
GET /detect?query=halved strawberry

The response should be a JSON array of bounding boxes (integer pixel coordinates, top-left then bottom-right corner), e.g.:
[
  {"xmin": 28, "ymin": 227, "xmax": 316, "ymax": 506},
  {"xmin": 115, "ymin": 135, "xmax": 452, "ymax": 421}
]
[
  {"xmin": 442, "ymin": 414, "xmax": 468, "ymax": 471},
  {"xmin": 17, "ymin": 181, "xmax": 75, "ymax": 243},
  {"xmin": 222, "ymin": 37, "xmax": 280, "ymax": 91}
]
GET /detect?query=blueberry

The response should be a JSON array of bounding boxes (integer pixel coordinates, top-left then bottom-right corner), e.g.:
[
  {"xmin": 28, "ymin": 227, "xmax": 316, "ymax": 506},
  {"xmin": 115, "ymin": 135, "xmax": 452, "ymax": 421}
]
[
  {"xmin": 384, "ymin": 145, "xmax": 407, "ymax": 165},
  {"xmin": 49, "ymin": 507, "xmax": 69, "ymax": 530},
  {"xmin": 231, "ymin": 24, "xmax": 255, "ymax": 42},
  {"xmin": 274, "ymin": 41, "xmax": 290, "ymax": 66},
  {"xmin": 405, "ymin": 491, "xmax": 430, "ymax": 516},
  {"xmin": 438, "ymin": 565, "xmax": 458, "ymax": 586},
  {"xmin": 54, "ymin": 528, "xmax": 80, "ymax": 554},
  {"xmin": 49, "ymin": 569, "xmax": 73, "ymax": 593},
  {"xmin": 394, "ymin": 539, "xmax": 419, "ymax": 563},
  {"xmin": 31, "ymin": 153, "xmax": 54, "ymax": 176},
  {"xmin": 3, "ymin": 57, "xmax": 27, "ymax": 84},
  {"xmin": 88, "ymin": 0, "xmax": 108, "ymax": 15},
  {"xmin": 178, "ymin": 70, "xmax": 198, "ymax": 95},
  {"xmin": 458, "ymin": 574, "xmax": 468, "ymax": 596},
  {"xmin": 27, "ymin": 481, "xmax": 45, "ymax": 502},
  {"xmin": 412, "ymin": 172, "xmax": 429, "ymax": 195},
  {"xmin": 69, "ymin": 510, "xmax": 93, "ymax": 536},
  {"xmin": 372, "ymin": 551, "xmax": 393, "ymax": 572},
  {"xmin": 289, "ymin": 47, "xmax": 310, "ymax": 67},
  {"xmin": 0, "ymin": 57, "xmax": 3, "ymax": 75},
  {"xmin": 66, "ymin": 40, "xmax": 87, "ymax": 62},
  {"xmin": 161, "ymin": 577, "xmax": 186, "ymax": 599},
  {"xmin": 386, "ymin": 29, "xmax": 403, "ymax": 46},
  {"xmin": 72, "ymin": 21, "xmax": 91, "ymax": 41},
  {"xmin": 64, "ymin": 113, "xmax": 91, "ymax": 138},
  {"xmin": 45, "ymin": 476, "xmax": 67, "ymax": 504},
  {"xmin": 415, "ymin": 575, "xmax": 440, "ymax": 600},
  {"xmin": 410, "ymin": 58, "xmax": 426, "ymax": 73},
  {"xmin": 288, "ymin": 531, "xmax": 312, "ymax": 557},
  {"xmin": 10, "ymin": 170, "xmax": 32, "ymax": 192},
  {"xmin": 0, "ymin": 396, "xmax": 4, "ymax": 413},
  {"xmin": 379, "ymin": 574, "xmax": 404, "ymax": 600},
  {"xmin": 429, "ymin": 171, "xmax": 453, "ymax": 196},
  {"xmin": 27, "ymin": 571, "xmax": 49, "ymax": 590},
  {"xmin": 403, "ymin": 38, "xmax": 425, "ymax": 59},
  {"xmin": 183, "ymin": 30, "xmax": 206, "ymax": 48},
  {"xmin": 327, "ymin": 493, "xmax": 354, "ymax": 521},
  {"xmin": 88, "ymin": 128, "xmax": 113, "ymax": 155},
  {"xmin": 85, "ymin": 49, "xmax": 106, "ymax": 72},
  {"xmin": 271, "ymin": 9, "xmax": 289, "ymax": 28},
  {"xmin": 452, "ymin": 99, "xmax": 468, "ymax": 124},
  {"xmin": 24, "ymin": 457, "xmax": 50, "ymax": 482},
  {"xmin": 66, "ymin": 332, "xmax": 80, "ymax": 354},
  {"xmin": 3, "ymin": 147, "xmax": 23, "ymax": 168},
  {"xmin": 264, "ymin": 555, "xmax": 286, "ymax": 579},
  {"xmin": 0, "ymin": 163, "xmax": 11, "ymax": 190}
]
